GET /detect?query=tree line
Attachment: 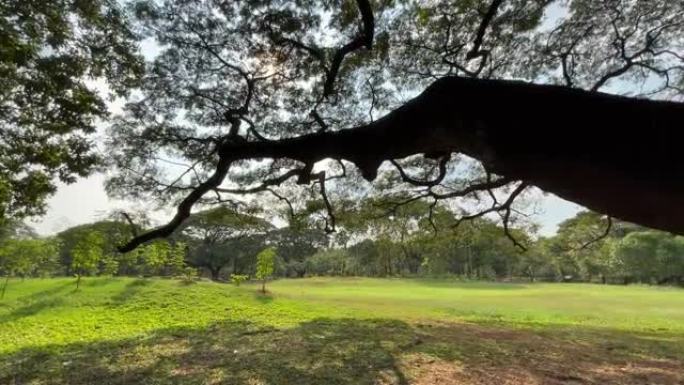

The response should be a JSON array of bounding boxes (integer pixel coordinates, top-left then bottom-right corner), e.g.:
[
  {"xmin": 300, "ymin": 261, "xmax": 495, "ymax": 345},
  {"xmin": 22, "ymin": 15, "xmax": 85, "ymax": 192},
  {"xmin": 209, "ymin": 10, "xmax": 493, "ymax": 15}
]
[{"xmin": 1, "ymin": 205, "xmax": 684, "ymax": 290}]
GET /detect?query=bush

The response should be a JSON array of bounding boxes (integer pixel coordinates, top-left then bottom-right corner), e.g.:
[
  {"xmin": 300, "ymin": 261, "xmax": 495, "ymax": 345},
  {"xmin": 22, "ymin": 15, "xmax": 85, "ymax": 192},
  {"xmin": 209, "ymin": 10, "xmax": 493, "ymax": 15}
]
[
  {"xmin": 230, "ymin": 274, "xmax": 249, "ymax": 286},
  {"xmin": 180, "ymin": 267, "xmax": 199, "ymax": 284}
]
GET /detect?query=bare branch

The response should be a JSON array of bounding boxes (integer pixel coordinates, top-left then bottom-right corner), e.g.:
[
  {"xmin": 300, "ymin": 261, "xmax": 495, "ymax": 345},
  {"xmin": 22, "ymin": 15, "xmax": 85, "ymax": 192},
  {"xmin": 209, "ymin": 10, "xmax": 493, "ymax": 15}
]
[
  {"xmin": 215, "ymin": 169, "xmax": 300, "ymax": 195},
  {"xmin": 390, "ymin": 155, "xmax": 449, "ymax": 187},
  {"xmin": 466, "ymin": 0, "xmax": 504, "ymax": 61},
  {"xmin": 323, "ymin": 0, "xmax": 375, "ymax": 97},
  {"xmin": 314, "ymin": 171, "xmax": 336, "ymax": 233},
  {"xmin": 580, "ymin": 216, "xmax": 613, "ymax": 250}
]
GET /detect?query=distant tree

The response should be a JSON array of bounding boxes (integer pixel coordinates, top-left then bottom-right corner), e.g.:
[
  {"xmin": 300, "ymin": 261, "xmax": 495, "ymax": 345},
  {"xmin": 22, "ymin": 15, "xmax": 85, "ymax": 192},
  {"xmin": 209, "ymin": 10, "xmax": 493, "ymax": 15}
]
[
  {"xmin": 181, "ymin": 206, "xmax": 271, "ymax": 280},
  {"xmin": 0, "ymin": 220, "xmax": 36, "ymax": 241},
  {"xmin": 305, "ymin": 249, "xmax": 349, "ymax": 276},
  {"xmin": 167, "ymin": 242, "xmax": 188, "ymax": 276},
  {"xmin": 57, "ymin": 221, "xmax": 133, "ymax": 275},
  {"xmin": 544, "ymin": 212, "xmax": 616, "ymax": 282},
  {"xmin": 137, "ymin": 239, "xmax": 187, "ymax": 276},
  {"xmin": 140, "ymin": 240, "xmax": 170, "ymax": 276},
  {"xmin": 269, "ymin": 227, "xmax": 328, "ymax": 277},
  {"xmin": 612, "ymin": 231, "xmax": 684, "ymax": 285},
  {"xmin": 255, "ymin": 247, "xmax": 276, "ymax": 293},
  {"xmin": 71, "ymin": 231, "xmax": 105, "ymax": 289}
]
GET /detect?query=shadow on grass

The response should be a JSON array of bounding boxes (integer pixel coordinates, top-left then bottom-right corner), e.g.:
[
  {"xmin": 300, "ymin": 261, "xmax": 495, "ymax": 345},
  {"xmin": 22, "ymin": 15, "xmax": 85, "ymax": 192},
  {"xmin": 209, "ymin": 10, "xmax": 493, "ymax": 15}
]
[
  {"xmin": 253, "ymin": 292, "xmax": 275, "ymax": 304},
  {"xmin": 15, "ymin": 280, "xmax": 74, "ymax": 302},
  {"xmin": 0, "ymin": 281, "xmax": 74, "ymax": 324},
  {"xmin": 1, "ymin": 317, "xmax": 683, "ymax": 385},
  {"xmin": 111, "ymin": 279, "xmax": 152, "ymax": 305},
  {"xmin": 411, "ymin": 278, "xmax": 528, "ymax": 290}
]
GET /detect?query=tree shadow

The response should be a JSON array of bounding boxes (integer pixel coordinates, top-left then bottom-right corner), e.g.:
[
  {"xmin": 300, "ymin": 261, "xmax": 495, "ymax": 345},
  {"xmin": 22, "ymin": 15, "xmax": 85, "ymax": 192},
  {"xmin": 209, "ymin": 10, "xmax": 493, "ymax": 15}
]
[
  {"xmin": 253, "ymin": 291, "xmax": 274, "ymax": 304},
  {"xmin": 1, "ymin": 317, "xmax": 683, "ymax": 385},
  {"xmin": 0, "ymin": 282, "xmax": 74, "ymax": 324},
  {"xmin": 0, "ymin": 318, "xmax": 413, "ymax": 385},
  {"xmin": 411, "ymin": 279, "xmax": 528, "ymax": 290},
  {"xmin": 14, "ymin": 280, "xmax": 73, "ymax": 302},
  {"xmin": 0, "ymin": 297, "xmax": 66, "ymax": 324},
  {"xmin": 82, "ymin": 277, "xmax": 117, "ymax": 287},
  {"xmin": 110, "ymin": 279, "xmax": 152, "ymax": 305}
]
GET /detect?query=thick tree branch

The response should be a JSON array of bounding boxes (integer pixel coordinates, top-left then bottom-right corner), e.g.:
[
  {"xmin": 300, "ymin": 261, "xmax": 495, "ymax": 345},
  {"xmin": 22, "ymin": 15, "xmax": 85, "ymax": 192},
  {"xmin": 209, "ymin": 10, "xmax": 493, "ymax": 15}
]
[
  {"xmin": 120, "ymin": 76, "xmax": 684, "ymax": 251},
  {"xmin": 118, "ymin": 157, "xmax": 232, "ymax": 252}
]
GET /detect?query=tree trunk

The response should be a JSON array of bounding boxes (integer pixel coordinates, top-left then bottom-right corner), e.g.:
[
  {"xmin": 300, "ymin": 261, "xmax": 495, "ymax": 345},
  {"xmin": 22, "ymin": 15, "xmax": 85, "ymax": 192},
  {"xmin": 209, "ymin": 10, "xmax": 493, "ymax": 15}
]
[
  {"xmin": 1, "ymin": 276, "xmax": 9, "ymax": 299},
  {"xmin": 76, "ymin": 274, "xmax": 81, "ymax": 290},
  {"xmin": 209, "ymin": 266, "xmax": 221, "ymax": 281},
  {"xmin": 261, "ymin": 279, "xmax": 266, "ymax": 293}
]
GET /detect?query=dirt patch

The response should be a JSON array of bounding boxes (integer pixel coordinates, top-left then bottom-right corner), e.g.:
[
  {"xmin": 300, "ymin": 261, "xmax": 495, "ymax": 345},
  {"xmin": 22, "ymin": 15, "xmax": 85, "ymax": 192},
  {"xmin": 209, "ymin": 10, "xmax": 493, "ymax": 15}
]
[{"xmin": 403, "ymin": 321, "xmax": 684, "ymax": 385}]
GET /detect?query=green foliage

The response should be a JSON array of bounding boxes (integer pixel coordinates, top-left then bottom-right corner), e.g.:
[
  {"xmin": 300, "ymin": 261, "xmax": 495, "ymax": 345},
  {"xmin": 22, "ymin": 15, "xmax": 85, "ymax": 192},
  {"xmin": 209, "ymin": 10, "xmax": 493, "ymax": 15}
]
[
  {"xmin": 180, "ymin": 267, "xmax": 200, "ymax": 284},
  {"xmin": 0, "ymin": 237, "xmax": 60, "ymax": 298},
  {"xmin": 138, "ymin": 240, "xmax": 190, "ymax": 277},
  {"xmin": 140, "ymin": 240, "xmax": 170, "ymax": 276},
  {"xmin": 230, "ymin": 274, "xmax": 249, "ymax": 287},
  {"xmin": 56, "ymin": 221, "xmax": 133, "ymax": 275},
  {"xmin": 612, "ymin": 231, "xmax": 684, "ymax": 284},
  {"xmin": 0, "ymin": 0, "xmax": 143, "ymax": 220},
  {"xmin": 167, "ymin": 242, "xmax": 188, "ymax": 276},
  {"xmin": 305, "ymin": 250, "xmax": 349, "ymax": 276},
  {"xmin": 100, "ymin": 256, "xmax": 120, "ymax": 276},
  {"xmin": 255, "ymin": 247, "xmax": 276, "ymax": 292}
]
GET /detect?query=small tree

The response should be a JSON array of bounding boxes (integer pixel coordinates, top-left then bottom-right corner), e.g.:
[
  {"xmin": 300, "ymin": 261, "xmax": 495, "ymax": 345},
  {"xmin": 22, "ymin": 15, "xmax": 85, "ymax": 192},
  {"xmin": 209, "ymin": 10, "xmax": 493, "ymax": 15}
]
[
  {"xmin": 167, "ymin": 242, "xmax": 188, "ymax": 276},
  {"xmin": 255, "ymin": 247, "xmax": 276, "ymax": 293},
  {"xmin": 140, "ymin": 240, "xmax": 170, "ymax": 276},
  {"xmin": 71, "ymin": 231, "xmax": 104, "ymax": 289},
  {"xmin": 100, "ymin": 255, "xmax": 120, "ymax": 276}
]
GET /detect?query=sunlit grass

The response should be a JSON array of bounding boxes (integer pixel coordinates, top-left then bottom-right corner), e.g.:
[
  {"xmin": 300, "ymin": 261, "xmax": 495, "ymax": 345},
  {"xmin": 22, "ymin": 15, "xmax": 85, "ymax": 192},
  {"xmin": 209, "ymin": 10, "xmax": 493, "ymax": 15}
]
[
  {"xmin": 1, "ymin": 277, "xmax": 683, "ymax": 384},
  {"xmin": 269, "ymin": 277, "xmax": 684, "ymax": 332}
]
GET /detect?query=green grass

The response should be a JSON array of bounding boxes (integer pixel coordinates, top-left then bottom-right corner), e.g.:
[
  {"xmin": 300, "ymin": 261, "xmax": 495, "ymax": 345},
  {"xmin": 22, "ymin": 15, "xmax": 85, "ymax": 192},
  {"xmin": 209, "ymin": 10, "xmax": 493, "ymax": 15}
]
[
  {"xmin": 1, "ymin": 277, "xmax": 683, "ymax": 384},
  {"xmin": 270, "ymin": 277, "xmax": 684, "ymax": 332}
]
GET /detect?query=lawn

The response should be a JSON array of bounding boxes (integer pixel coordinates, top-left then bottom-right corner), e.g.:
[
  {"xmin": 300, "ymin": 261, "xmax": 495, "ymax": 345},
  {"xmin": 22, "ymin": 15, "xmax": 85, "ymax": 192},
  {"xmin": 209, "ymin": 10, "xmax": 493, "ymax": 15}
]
[{"xmin": 1, "ymin": 277, "xmax": 683, "ymax": 384}]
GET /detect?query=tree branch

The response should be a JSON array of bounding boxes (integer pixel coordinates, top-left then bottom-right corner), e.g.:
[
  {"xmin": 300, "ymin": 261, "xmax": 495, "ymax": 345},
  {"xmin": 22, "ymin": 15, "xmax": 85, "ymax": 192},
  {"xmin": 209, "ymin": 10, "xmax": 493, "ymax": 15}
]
[
  {"xmin": 323, "ymin": 0, "xmax": 375, "ymax": 97},
  {"xmin": 119, "ymin": 76, "xmax": 684, "ymax": 251},
  {"xmin": 466, "ymin": 0, "xmax": 504, "ymax": 61}
]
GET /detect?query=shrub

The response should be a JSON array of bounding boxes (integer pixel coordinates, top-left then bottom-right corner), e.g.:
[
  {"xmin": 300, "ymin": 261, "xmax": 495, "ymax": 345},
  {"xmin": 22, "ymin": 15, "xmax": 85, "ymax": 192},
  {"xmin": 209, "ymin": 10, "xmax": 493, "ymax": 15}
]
[{"xmin": 230, "ymin": 274, "xmax": 249, "ymax": 286}]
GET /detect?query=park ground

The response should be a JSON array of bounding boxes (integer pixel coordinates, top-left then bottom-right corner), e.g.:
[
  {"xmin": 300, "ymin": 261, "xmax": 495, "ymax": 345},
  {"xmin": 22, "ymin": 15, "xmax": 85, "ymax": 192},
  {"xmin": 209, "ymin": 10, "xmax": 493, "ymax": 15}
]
[{"xmin": 1, "ymin": 277, "xmax": 684, "ymax": 384}]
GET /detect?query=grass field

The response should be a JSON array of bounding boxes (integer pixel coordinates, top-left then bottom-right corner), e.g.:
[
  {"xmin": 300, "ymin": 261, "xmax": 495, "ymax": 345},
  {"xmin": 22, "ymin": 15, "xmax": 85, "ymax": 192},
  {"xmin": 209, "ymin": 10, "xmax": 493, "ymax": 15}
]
[{"xmin": 1, "ymin": 277, "xmax": 683, "ymax": 384}]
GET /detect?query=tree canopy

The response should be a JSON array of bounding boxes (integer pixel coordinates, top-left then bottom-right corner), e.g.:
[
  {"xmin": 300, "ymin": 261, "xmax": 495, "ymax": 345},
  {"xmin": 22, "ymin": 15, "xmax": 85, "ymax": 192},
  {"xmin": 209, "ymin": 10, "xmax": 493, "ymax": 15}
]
[
  {"xmin": 2, "ymin": 1, "xmax": 683, "ymax": 248},
  {"xmin": 0, "ymin": 0, "xmax": 143, "ymax": 222},
  {"xmin": 103, "ymin": 0, "xmax": 683, "ymax": 251}
]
